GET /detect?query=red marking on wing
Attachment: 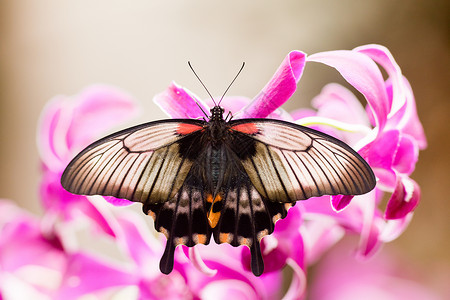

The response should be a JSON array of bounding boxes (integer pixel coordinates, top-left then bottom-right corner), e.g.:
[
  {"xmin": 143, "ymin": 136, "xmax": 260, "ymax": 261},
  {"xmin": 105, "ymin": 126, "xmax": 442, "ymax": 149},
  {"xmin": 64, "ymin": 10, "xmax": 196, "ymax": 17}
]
[
  {"xmin": 230, "ymin": 123, "xmax": 259, "ymax": 135},
  {"xmin": 177, "ymin": 123, "xmax": 203, "ymax": 135}
]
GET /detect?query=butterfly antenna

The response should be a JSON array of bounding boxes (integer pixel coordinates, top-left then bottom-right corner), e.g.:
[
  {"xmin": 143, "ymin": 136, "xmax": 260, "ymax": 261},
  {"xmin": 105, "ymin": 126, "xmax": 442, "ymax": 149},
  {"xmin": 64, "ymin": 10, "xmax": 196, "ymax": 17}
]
[
  {"xmin": 218, "ymin": 62, "xmax": 245, "ymax": 106},
  {"xmin": 188, "ymin": 61, "xmax": 217, "ymax": 107}
]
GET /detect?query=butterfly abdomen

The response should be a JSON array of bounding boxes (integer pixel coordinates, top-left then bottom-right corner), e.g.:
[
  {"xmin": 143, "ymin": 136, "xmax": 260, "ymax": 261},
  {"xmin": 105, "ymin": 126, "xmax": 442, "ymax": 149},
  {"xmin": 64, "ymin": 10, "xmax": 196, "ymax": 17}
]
[{"xmin": 210, "ymin": 147, "xmax": 223, "ymax": 188}]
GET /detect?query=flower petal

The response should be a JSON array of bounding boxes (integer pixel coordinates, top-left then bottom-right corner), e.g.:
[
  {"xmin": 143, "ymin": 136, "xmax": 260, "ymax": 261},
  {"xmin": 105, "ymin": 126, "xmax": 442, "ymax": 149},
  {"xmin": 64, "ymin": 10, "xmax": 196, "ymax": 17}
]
[
  {"xmin": 331, "ymin": 195, "xmax": 354, "ymax": 212},
  {"xmin": 37, "ymin": 97, "xmax": 74, "ymax": 171},
  {"xmin": 200, "ymin": 279, "xmax": 259, "ymax": 300},
  {"xmin": 282, "ymin": 258, "xmax": 307, "ymax": 300},
  {"xmin": 153, "ymin": 82, "xmax": 209, "ymax": 118},
  {"xmin": 355, "ymin": 44, "xmax": 405, "ymax": 117},
  {"xmin": 312, "ymin": 83, "xmax": 369, "ymax": 126},
  {"xmin": 115, "ymin": 213, "xmax": 163, "ymax": 270},
  {"xmin": 66, "ymin": 85, "xmax": 138, "ymax": 152},
  {"xmin": 307, "ymin": 50, "xmax": 389, "ymax": 130},
  {"xmin": 386, "ymin": 77, "xmax": 427, "ymax": 149},
  {"xmin": 189, "ymin": 246, "xmax": 218, "ymax": 277},
  {"xmin": 393, "ymin": 134, "xmax": 418, "ymax": 175},
  {"xmin": 37, "ymin": 85, "xmax": 138, "ymax": 170},
  {"xmin": 238, "ymin": 51, "xmax": 306, "ymax": 118},
  {"xmin": 367, "ymin": 129, "xmax": 400, "ymax": 170},
  {"xmin": 385, "ymin": 176, "xmax": 420, "ymax": 219},
  {"xmin": 56, "ymin": 253, "xmax": 135, "ymax": 300}
]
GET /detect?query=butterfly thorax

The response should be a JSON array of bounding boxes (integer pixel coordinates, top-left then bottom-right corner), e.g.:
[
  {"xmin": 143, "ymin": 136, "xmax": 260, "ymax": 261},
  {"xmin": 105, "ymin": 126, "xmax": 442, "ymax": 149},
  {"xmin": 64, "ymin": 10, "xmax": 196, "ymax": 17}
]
[{"xmin": 207, "ymin": 106, "xmax": 229, "ymax": 146}]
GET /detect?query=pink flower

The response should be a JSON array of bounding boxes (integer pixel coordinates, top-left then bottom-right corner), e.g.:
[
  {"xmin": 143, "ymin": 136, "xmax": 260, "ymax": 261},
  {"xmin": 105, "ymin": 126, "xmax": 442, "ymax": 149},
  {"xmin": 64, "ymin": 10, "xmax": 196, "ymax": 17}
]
[
  {"xmin": 37, "ymin": 85, "xmax": 139, "ymax": 238},
  {"xmin": 26, "ymin": 44, "xmax": 426, "ymax": 299},
  {"xmin": 55, "ymin": 209, "xmax": 285, "ymax": 300},
  {"xmin": 308, "ymin": 241, "xmax": 441, "ymax": 300},
  {"xmin": 0, "ymin": 200, "xmax": 66, "ymax": 299},
  {"xmin": 299, "ymin": 44, "xmax": 426, "ymax": 258},
  {"xmin": 0, "ymin": 200, "xmax": 129, "ymax": 300}
]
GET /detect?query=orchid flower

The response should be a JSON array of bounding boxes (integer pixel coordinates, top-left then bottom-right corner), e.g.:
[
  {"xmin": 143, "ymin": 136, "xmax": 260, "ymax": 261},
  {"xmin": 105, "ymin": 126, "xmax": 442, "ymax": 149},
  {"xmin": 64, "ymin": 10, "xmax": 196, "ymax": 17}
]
[
  {"xmin": 308, "ymin": 241, "xmax": 441, "ymax": 300},
  {"xmin": 37, "ymin": 85, "xmax": 139, "ymax": 240},
  {"xmin": 2, "ymin": 44, "xmax": 425, "ymax": 299},
  {"xmin": 151, "ymin": 44, "xmax": 426, "ymax": 293}
]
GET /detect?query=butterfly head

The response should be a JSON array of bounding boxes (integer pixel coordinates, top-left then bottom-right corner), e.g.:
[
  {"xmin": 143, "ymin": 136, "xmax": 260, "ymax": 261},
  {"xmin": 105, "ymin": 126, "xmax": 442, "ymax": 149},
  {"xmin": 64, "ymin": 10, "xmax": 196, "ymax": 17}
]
[{"xmin": 210, "ymin": 106, "xmax": 225, "ymax": 121}]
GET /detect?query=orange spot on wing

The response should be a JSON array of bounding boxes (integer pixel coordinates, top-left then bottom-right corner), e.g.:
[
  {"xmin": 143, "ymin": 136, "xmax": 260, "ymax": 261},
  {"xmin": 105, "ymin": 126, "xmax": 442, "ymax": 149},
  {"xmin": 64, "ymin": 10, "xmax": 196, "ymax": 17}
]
[
  {"xmin": 219, "ymin": 233, "xmax": 233, "ymax": 243},
  {"xmin": 207, "ymin": 194, "xmax": 223, "ymax": 228},
  {"xmin": 195, "ymin": 234, "xmax": 207, "ymax": 244},
  {"xmin": 206, "ymin": 194, "xmax": 214, "ymax": 203},
  {"xmin": 230, "ymin": 123, "xmax": 259, "ymax": 135},
  {"xmin": 177, "ymin": 123, "xmax": 203, "ymax": 135},
  {"xmin": 207, "ymin": 211, "xmax": 221, "ymax": 228}
]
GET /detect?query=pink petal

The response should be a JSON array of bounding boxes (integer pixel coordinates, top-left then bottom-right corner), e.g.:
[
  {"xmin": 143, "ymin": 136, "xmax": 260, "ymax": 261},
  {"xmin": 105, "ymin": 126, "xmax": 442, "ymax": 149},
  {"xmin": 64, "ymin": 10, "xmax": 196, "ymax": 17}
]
[
  {"xmin": 56, "ymin": 253, "xmax": 135, "ymax": 300},
  {"xmin": 115, "ymin": 214, "xmax": 163, "ymax": 268},
  {"xmin": 307, "ymin": 50, "xmax": 389, "ymax": 130},
  {"xmin": 189, "ymin": 247, "xmax": 218, "ymax": 277},
  {"xmin": 331, "ymin": 195, "xmax": 354, "ymax": 212},
  {"xmin": 302, "ymin": 218, "xmax": 344, "ymax": 264},
  {"xmin": 238, "ymin": 51, "xmax": 306, "ymax": 118},
  {"xmin": 380, "ymin": 214, "xmax": 413, "ymax": 242},
  {"xmin": 39, "ymin": 172, "xmax": 117, "ymax": 237},
  {"xmin": 200, "ymin": 280, "xmax": 259, "ymax": 300},
  {"xmin": 385, "ymin": 176, "xmax": 420, "ymax": 219},
  {"xmin": 301, "ymin": 195, "xmax": 363, "ymax": 233},
  {"xmin": 355, "ymin": 44, "xmax": 404, "ymax": 116},
  {"xmin": 367, "ymin": 130, "xmax": 400, "ymax": 170},
  {"xmin": 386, "ymin": 77, "xmax": 427, "ymax": 149},
  {"xmin": 185, "ymin": 242, "xmax": 281, "ymax": 299},
  {"xmin": 357, "ymin": 219, "xmax": 381, "ymax": 257},
  {"xmin": 312, "ymin": 83, "xmax": 369, "ymax": 126},
  {"xmin": 208, "ymin": 96, "xmax": 251, "ymax": 115},
  {"xmin": 67, "ymin": 85, "xmax": 138, "ymax": 152},
  {"xmin": 290, "ymin": 108, "xmax": 317, "ymax": 121},
  {"xmin": 372, "ymin": 167, "xmax": 397, "ymax": 191},
  {"xmin": 153, "ymin": 82, "xmax": 210, "ymax": 119},
  {"xmin": 37, "ymin": 97, "xmax": 73, "ymax": 170},
  {"xmin": 282, "ymin": 258, "xmax": 307, "ymax": 300},
  {"xmin": 309, "ymin": 241, "xmax": 441, "ymax": 300},
  {"xmin": 393, "ymin": 134, "xmax": 418, "ymax": 174},
  {"xmin": 0, "ymin": 216, "xmax": 65, "ymax": 272},
  {"xmin": 102, "ymin": 196, "xmax": 134, "ymax": 206},
  {"xmin": 37, "ymin": 85, "xmax": 138, "ymax": 170}
]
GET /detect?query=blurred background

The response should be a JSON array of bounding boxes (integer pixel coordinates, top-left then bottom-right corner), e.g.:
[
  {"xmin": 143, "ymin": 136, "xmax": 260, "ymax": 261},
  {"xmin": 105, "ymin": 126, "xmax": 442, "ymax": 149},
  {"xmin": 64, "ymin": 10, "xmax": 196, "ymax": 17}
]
[{"xmin": 1, "ymin": 0, "xmax": 448, "ymax": 297}]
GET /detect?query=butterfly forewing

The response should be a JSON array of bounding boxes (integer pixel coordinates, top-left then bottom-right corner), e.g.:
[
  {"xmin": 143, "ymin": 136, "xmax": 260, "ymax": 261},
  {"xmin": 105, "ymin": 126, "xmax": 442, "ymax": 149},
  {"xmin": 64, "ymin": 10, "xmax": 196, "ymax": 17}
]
[
  {"xmin": 229, "ymin": 119, "xmax": 376, "ymax": 203},
  {"xmin": 61, "ymin": 120, "xmax": 204, "ymax": 204}
]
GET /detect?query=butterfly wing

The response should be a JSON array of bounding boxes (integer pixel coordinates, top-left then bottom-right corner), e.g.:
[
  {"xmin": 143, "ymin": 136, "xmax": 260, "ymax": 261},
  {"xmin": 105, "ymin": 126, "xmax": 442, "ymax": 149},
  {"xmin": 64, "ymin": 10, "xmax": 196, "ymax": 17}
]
[
  {"xmin": 144, "ymin": 162, "xmax": 212, "ymax": 274},
  {"xmin": 228, "ymin": 118, "xmax": 376, "ymax": 203},
  {"xmin": 62, "ymin": 119, "xmax": 216, "ymax": 273},
  {"xmin": 210, "ymin": 118, "xmax": 376, "ymax": 276},
  {"xmin": 61, "ymin": 119, "xmax": 205, "ymax": 204}
]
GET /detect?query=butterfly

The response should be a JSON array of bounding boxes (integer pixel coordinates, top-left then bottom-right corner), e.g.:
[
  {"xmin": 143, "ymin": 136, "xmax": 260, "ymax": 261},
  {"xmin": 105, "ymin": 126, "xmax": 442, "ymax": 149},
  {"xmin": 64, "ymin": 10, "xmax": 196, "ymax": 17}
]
[{"xmin": 61, "ymin": 65, "xmax": 376, "ymax": 276}]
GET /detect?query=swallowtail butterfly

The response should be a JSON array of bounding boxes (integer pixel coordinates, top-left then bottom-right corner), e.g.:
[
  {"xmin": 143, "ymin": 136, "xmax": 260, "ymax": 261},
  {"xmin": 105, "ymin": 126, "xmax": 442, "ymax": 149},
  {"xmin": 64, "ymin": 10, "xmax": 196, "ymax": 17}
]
[{"xmin": 61, "ymin": 65, "xmax": 376, "ymax": 276}]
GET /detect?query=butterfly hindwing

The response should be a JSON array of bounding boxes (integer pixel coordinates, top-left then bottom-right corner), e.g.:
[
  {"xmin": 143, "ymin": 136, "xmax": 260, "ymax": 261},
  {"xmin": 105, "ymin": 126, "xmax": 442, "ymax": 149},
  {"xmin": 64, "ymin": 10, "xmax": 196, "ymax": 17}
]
[
  {"xmin": 210, "ymin": 153, "xmax": 293, "ymax": 276},
  {"xmin": 143, "ymin": 163, "xmax": 212, "ymax": 274}
]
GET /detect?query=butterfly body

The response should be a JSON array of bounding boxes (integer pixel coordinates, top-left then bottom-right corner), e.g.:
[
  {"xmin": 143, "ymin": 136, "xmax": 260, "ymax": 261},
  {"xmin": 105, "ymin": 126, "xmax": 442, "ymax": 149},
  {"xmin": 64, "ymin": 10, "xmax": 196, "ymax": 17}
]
[{"xmin": 61, "ymin": 105, "xmax": 376, "ymax": 276}]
